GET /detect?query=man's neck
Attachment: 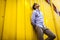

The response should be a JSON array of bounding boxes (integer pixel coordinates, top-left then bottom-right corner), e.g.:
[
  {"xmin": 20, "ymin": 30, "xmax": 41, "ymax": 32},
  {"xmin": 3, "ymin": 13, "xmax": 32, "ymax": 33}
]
[
  {"xmin": 36, "ymin": 9, "xmax": 39, "ymax": 10},
  {"xmin": 34, "ymin": 9, "xmax": 40, "ymax": 11}
]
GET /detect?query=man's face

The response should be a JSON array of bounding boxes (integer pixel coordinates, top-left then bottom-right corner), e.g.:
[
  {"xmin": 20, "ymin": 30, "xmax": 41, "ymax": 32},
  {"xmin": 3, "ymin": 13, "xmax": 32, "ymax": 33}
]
[{"xmin": 35, "ymin": 4, "xmax": 40, "ymax": 9}]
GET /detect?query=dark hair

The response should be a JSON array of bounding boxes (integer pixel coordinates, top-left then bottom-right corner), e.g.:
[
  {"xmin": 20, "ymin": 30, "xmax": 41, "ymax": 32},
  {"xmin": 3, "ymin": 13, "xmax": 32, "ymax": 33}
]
[{"xmin": 32, "ymin": 3, "xmax": 37, "ymax": 10}]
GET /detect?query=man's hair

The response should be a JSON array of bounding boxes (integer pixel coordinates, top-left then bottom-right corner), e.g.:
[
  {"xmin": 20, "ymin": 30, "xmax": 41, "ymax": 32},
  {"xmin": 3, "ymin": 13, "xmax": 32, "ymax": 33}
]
[{"xmin": 32, "ymin": 3, "xmax": 37, "ymax": 10}]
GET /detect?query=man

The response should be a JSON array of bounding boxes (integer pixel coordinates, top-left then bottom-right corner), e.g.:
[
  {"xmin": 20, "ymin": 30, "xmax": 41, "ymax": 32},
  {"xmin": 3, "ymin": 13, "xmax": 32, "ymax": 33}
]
[{"xmin": 31, "ymin": 3, "xmax": 56, "ymax": 40}]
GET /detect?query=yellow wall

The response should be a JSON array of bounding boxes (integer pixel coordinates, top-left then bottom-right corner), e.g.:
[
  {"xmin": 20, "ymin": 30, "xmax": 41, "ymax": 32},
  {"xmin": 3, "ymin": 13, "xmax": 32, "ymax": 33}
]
[
  {"xmin": 0, "ymin": 0, "xmax": 60, "ymax": 40},
  {"xmin": 0, "ymin": 0, "xmax": 6, "ymax": 39},
  {"xmin": 2, "ymin": 0, "xmax": 17, "ymax": 40},
  {"xmin": 17, "ymin": 0, "xmax": 25, "ymax": 40},
  {"xmin": 52, "ymin": 0, "xmax": 60, "ymax": 40}
]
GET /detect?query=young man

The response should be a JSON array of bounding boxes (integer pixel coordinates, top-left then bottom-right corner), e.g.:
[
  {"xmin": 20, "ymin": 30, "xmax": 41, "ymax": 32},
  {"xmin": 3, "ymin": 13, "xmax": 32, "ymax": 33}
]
[{"xmin": 31, "ymin": 3, "xmax": 56, "ymax": 40}]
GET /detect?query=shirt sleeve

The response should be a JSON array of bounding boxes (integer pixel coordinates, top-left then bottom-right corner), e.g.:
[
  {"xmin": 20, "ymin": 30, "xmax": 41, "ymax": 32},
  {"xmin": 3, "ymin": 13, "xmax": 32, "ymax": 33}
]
[{"xmin": 31, "ymin": 12, "xmax": 36, "ymax": 25}]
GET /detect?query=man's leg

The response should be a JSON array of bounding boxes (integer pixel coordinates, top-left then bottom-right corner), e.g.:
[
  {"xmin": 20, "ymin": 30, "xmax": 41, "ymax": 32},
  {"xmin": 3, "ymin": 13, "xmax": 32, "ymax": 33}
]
[
  {"xmin": 43, "ymin": 27, "xmax": 56, "ymax": 40},
  {"xmin": 35, "ymin": 26, "xmax": 44, "ymax": 40}
]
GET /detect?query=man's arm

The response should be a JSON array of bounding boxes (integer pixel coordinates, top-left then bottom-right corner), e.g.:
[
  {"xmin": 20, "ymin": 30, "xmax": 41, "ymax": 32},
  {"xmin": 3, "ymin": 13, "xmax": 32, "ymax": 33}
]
[{"xmin": 31, "ymin": 12, "xmax": 36, "ymax": 25}]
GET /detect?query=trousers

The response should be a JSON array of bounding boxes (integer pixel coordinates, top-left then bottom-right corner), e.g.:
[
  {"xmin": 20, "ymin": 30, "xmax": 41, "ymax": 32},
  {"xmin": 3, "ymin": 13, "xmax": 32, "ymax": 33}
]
[{"xmin": 34, "ymin": 26, "xmax": 56, "ymax": 40}]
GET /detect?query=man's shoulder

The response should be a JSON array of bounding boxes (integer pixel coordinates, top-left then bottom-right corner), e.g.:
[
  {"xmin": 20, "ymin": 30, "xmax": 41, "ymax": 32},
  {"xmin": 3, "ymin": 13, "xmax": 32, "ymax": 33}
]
[{"xmin": 33, "ymin": 10, "xmax": 37, "ymax": 13}]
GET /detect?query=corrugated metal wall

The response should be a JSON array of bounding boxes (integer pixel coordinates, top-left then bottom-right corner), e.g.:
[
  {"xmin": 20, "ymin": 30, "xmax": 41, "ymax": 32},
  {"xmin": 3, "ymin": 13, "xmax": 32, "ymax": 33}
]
[{"xmin": 0, "ymin": 0, "xmax": 60, "ymax": 40}]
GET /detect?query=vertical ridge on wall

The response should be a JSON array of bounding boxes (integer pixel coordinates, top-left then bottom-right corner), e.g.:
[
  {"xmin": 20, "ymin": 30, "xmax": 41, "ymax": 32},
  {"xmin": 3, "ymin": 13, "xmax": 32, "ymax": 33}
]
[
  {"xmin": 24, "ymin": 0, "xmax": 26, "ymax": 40},
  {"xmin": 15, "ymin": 0, "xmax": 17, "ymax": 40}
]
